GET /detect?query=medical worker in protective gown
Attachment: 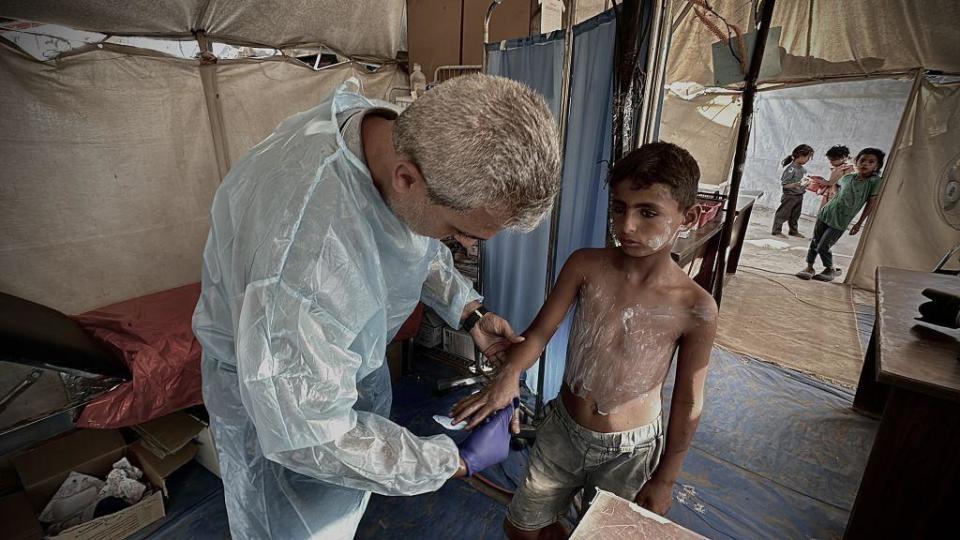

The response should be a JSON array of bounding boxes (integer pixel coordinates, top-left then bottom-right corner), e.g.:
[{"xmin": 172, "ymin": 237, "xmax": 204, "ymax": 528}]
[{"xmin": 192, "ymin": 74, "xmax": 561, "ymax": 538}]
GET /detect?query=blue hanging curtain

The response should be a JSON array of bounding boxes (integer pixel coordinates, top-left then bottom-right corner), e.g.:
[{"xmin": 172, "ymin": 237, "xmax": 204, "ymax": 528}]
[
  {"xmin": 483, "ymin": 33, "xmax": 564, "ymax": 349},
  {"xmin": 484, "ymin": 9, "xmax": 634, "ymax": 402},
  {"xmin": 539, "ymin": 11, "xmax": 618, "ymax": 402}
]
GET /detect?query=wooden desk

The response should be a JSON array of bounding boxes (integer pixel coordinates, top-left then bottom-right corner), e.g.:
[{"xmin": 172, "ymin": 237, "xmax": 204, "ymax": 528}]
[
  {"xmin": 672, "ymin": 196, "xmax": 756, "ymax": 292},
  {"xmin": 846, "ymin": 267, "xmax": 960, "ymax": 539}
]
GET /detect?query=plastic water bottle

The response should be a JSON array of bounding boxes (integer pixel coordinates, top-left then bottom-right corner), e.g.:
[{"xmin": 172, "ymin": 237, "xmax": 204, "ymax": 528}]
[{"xmin": 410, "ymin": 63, "xmax": 427, "ymax": 99}]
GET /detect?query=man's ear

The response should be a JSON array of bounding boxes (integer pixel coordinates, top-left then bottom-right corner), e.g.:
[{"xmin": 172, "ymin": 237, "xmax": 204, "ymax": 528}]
[
  {"xmin": 682, "ymin": 204, "xmax": 701, "ymax": 229},
  {"xmin": 393, "ymin": 160, "xmax": 424, "ymax": 193}
]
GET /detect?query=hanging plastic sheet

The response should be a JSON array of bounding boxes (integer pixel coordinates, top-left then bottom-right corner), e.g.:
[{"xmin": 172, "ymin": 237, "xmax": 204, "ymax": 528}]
[{"xmin": 740, "ymin": 78, "xmax": 913, "ymax": 217}]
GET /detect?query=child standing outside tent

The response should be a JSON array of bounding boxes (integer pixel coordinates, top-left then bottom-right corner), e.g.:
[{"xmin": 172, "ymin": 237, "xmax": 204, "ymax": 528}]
[
  {"xmin": 771, "ymin": 144, "xmax": 815, "ymax": 238},
  {"xmin": 797, "ymin": 148, "xmax": 885, "ymax": 282},
  {"xmin": 451, "ymin": 142, "xmax": 718, "ymax": 539}
]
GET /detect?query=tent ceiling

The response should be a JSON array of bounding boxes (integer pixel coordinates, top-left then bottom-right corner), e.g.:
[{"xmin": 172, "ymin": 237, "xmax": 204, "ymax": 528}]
[
  {"xmin": 0, "ymin": 0, "xmax": 405, "ymax": 59},
  {"xmin": 668, "ymin": 0, "xmax": 960, "ymax": 87}
]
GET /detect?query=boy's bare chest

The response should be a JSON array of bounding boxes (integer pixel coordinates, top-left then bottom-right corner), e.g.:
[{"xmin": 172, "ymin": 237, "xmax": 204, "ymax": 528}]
[{"xmin": 576, "ymin": 279, "xmax": 687, "ymax": 349}]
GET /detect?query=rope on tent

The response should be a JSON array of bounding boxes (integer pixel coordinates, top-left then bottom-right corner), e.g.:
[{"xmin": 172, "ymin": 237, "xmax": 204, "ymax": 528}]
[{"xmin": 689, "ymin": 0, "xmax": 747, "ymax": 74}]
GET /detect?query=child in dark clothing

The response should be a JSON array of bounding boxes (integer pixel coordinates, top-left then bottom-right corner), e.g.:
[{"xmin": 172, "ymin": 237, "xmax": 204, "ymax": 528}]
[{"xmin": 772, "ymin": 144, "xmax": 814, "ymax": 238}]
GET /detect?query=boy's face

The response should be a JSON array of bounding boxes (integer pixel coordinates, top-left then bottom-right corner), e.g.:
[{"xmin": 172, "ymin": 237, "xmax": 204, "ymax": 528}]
[
  {"xmin": 610, "ymin": 182, "xmax": 697, "ymax": 258},
  {"xmin": 856, "ymin": 154, "xmax": 880, "ymax": 176}
]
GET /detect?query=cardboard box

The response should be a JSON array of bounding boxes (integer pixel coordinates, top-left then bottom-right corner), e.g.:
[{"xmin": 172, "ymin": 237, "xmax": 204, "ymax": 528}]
[
  {"xmin": 442, "ymin": 327, "xmax": 477, "ymax": 362},
  {"xmin": 9, "ymin": 429, "xmax": 178, "ymax": 540},
  {"xmin": 0, "ymin": 491, "xmax": 43, "ymax": 540},
  {"xmin": 11, "ymin": 429, "xmax": 126, "ymax": 510},
  {"xmin": 132, "ymin": 411, "xmax": 204, "ymax": 459},
  {"xmin": 414, "ymin": 309, "xmax": 446, "ymax": 348},
  {"xmin": 192, "ymin": 427, "xmax": 221, "ymax": 479}
]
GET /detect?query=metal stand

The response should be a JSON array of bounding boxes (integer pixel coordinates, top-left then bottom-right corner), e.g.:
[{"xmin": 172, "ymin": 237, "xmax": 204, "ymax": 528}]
[{"xmin": 710, "ymin": 0, "xmax": 777, "ymax": 306}]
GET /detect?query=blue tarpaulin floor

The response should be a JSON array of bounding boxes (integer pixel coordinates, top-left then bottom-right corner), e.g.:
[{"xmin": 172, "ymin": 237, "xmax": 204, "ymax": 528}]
[{"xmin": 142, "ymin": 346, "xmax": 878, "ymax": 539}]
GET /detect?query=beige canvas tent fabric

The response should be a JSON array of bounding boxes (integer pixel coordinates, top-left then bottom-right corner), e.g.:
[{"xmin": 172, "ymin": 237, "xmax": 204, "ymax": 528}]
[
  {"xmin": 0, "ymin": 0, "xmax": 406, "ymax": 59},
  {"xmin": 667, "ymin": 0, "xmax": 960, "ymax": 87},
  {"xmin": 217, "ymin": 59, "xmax": 402, "ymax": 166},
  {"xmin": 850, "ymin": 77, "xmax": 960, "ymax": 289},
  {"xmin": 769, "ymin": 0, "xmax": 960, "ymax": 83},
  {"xmin": 659, "ymin": 92, "xmax": 741, "ymax": 185},
  {"xmin": 0, "ymin": 45, "xmax": 220, "ymax": 314},
  {"xmin": 0, "ymin": 43, "xmax": 404, "ymax": 314},
  {"xmin": 666, "ymin": 0, "xmax": 753, "ymax": 88}
]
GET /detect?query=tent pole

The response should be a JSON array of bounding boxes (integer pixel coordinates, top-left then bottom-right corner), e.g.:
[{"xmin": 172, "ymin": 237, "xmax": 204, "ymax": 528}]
[
  {"xmin": 195, "ymin": 31, "xmax": 231, "ymax": 180},
  {"xmin": 534, "ymin": 0, "xmax": 578, "ymax": 420},
  {"xmin": 711, "ymin": 0, "xmax": 777, "ymax": 305},
  {"xmin": 845, "ymin": 68, "xmax": 925, "ymax": 287}
]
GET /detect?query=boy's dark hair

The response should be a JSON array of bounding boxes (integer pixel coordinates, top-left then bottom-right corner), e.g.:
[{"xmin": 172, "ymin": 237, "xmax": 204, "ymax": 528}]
[
  {"xmin": 608, "ymin": 142, "xmax": 700, "ymax": 210},
  {"xmin": 825, "ymin": 145, "xmax": 850, "ymax": 160},
  {"xmin": 782, "ymin": 144, "xmax": 814, "ymax": 166},
  {"xmin": 856, "ymin": 147, "xmax": 886, "ymax": 175}
]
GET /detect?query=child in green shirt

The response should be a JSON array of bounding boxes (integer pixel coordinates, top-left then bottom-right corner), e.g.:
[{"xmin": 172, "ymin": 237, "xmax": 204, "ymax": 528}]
[{"xmin": 796, "ymin": 148, "xmax": 885, "ymax": 282}]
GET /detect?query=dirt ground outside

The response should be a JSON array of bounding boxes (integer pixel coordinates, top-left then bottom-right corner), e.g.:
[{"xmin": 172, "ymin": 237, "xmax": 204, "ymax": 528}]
[{"xmin": 717, "ymin": 206, "xmax": 872, "ymax": 386}]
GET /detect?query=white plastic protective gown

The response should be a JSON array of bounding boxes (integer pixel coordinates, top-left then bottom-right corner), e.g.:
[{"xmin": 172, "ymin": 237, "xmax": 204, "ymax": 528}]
[{"xmin": 192, "ymin": 81, "xmax": 481, "ymax": 539}]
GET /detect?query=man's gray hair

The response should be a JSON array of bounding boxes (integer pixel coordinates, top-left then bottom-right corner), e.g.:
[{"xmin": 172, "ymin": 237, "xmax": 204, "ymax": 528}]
[{"xmin": 394, "ymin": 74, "xmax": 561, "ymax": 231}]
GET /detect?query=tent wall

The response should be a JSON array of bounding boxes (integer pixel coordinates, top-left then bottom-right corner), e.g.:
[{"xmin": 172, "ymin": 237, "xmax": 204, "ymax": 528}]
[
  {"xmin": 0, "ymin": 44, "xmax": 401, "ymax": 314},
  {"xmin": 0, "ymin": 46, "xmax": 219, "ymax": 315},
  {"xmin": 0, "ymin": 1, "xmax": 407, "ymax": 58},
  {"xmin": 659, "ymin": 92, "xmax": 741, "ymax": 186},
  {"xmin": 850, "ymin": 78, "xmax": 960, "ymax": 289},
  {"xmin": 216, "ymin": 59, "xmax": 401, "ymax": 168},
  {"xmin": 770, "ymin": 0, "xmax": 960, "ymax": 83},
  {"xmin": 740, "ymin": 77, "xmax": 913, "ymax": 215},
  {"xmin": 667, "ymin": 0, "xmax": 960, "ymax": 88}
]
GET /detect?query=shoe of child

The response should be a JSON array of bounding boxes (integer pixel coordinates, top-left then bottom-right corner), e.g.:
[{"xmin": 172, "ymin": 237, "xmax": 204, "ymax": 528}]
[
  {"xmin": 772, "ymin": 232, "xmax": 786, "ymax": 238},
  {"xmin": 788, "ymin": 231, "xmax": 805, "ymax": 238},
  {"xmin": 796, "ymin": 268, "xmax": 814, "ymax": 280},
  {"xmin": 812, "ymin": 268, "xmax": 842, "ymax": 282}
]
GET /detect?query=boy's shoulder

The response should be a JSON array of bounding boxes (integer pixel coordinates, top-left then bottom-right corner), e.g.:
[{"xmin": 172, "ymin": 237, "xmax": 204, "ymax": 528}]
[
  {"xmin": 567, "ymin": 247, "xmax": 617, "ymax": 267},
  {"xmin": 665, "ymin": 265, "xmax": 719, "ymax": 323}
]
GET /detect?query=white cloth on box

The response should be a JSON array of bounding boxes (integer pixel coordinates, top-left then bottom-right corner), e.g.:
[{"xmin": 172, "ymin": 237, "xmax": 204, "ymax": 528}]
[
  {"xmin": 39, "ymin": 472, "xmax": 104, "ymax": 533},
  {"xmin": 192, "ymin": 79, "xmax": 481, "ymax": 538},
  {"xmin": 99, "ymin": 458, "xmax": 146, "ymax": 504}
]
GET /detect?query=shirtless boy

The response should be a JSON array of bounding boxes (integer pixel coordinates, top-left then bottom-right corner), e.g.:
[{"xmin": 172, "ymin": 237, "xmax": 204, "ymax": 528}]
[{"xmin": 452, "ymin": 142, "xmax": 718, "ymax": 539}]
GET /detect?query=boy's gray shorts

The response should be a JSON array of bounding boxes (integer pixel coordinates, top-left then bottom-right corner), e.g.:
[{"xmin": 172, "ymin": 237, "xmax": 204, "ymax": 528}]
[{"xmin": 506, "ymin": 399, "xmax": 664, "ymax": 531}]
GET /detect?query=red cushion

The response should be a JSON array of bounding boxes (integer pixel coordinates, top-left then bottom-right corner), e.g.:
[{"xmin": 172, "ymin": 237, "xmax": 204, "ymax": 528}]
[
  {"xmin": 394, "ymin": 303, "xmax": 425, "ymax": 342},
  {"xmin": 74, "ymin": 284, "xmax": 202, "ymax": 429}
]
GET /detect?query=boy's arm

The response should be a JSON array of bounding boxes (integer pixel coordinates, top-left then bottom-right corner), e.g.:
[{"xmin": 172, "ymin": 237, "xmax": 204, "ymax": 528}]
[
  {"xmin": 635, "ymin": 294, "xmax": 718, "ymax": 515},
  {"xmin": 451, "ymin": 250, "xmax": 588, "ymax": 428}
]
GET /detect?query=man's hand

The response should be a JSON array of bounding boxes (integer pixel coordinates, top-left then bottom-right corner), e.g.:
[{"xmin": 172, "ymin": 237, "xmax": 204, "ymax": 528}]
[
  {"xmin": 451, "ymin": 367, "xmax": 521, "ymax": 430},
  {"xmin": 635, "ymin": 477, "xmax": 674, "ymax": 516},
  {"xmin": 469, "ymin": 311, "xmax": 524, "ymax": 366},
  {"xmin": 850, "ymin": 223, "xmax": 862, "ymax": 235},
  {"xmin": 457, "ymin": 399, "xmax": 517, "ymax": 476},
  {"xmin": 452, "ymin": 458, "xmax": 468, "ymax": 479}
]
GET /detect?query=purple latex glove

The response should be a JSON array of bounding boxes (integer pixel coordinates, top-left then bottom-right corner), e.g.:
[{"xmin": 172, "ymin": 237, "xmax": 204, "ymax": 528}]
[{"xmin": 457, "ymin": 398, "xmax": 517, "ymax": 476}]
